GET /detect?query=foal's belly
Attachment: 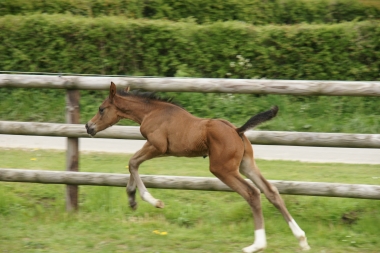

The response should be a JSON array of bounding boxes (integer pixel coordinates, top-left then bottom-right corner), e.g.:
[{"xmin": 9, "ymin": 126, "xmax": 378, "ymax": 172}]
[
  {"xmin": 166, "ymin": 149, "xmax": 208, "ymax": 158},
  {"xmin": 165, "ymin": 137, "xmax": 208, "ymax": 157},
  {"xmin": 164, "ymin": 118, "xmax": 209, "ymax": 157}
]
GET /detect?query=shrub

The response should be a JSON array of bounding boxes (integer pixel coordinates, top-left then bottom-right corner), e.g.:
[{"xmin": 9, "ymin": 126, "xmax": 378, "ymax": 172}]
[
  {"xmin": 0, "ymin": 14, "xmax": 379, "ymax": 81},
  {"xmin": 1, "ymin": 15, "xmax": 379, "ymax": 133},
  {"xmin": 0, "ymin": 0, "xmax": 379, "ymax": 25}
]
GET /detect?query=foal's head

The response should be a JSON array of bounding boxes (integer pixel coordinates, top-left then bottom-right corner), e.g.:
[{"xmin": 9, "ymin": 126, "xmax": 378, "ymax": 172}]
[{"xmin": 85, "ymin": 82, "xmax": 128, "ymax": 136}]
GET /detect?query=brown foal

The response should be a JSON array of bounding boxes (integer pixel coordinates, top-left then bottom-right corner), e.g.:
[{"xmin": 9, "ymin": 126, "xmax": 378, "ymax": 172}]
[{"xmin": 85, "ymin": 82, "xmax": 310, "ymax": 253}]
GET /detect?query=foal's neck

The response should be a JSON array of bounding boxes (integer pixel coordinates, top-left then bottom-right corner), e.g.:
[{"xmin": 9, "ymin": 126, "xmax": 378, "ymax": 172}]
[{"xmin": 114, "ymin": 95, "xmax": 157, "ymax": 125}]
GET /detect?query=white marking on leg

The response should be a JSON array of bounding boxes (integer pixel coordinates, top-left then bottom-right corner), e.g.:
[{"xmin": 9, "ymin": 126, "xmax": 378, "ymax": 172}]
[
  {"xmin": 142, "ymin": 192, "xmax": 164, "ymax": 208},
  {"xmin": 289, "ymin": 219, "xmax": 310, "ymax": 251},
  {"xmin": 242, "ymin": 229, "xmax": 267, "ymax": 253}
]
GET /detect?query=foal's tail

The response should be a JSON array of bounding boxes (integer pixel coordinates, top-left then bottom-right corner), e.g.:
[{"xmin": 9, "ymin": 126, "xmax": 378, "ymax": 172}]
[{"xmin": 236, "ymin": 106, "xmax": 278, "ymax": 135}]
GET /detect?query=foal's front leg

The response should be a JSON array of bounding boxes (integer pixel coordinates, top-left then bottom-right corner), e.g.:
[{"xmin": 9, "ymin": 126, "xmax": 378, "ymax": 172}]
[
  {"xmin": 128, "ymin": 141, "xmax": 164, "ymax": 209},
  {"xmin": 126, "ymin": 175, "xmax": 138, "ymax": 210}
]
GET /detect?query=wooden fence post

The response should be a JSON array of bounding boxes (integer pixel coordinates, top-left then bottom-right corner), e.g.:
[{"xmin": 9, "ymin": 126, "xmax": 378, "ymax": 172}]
[{"xmin": 65, "ymin": 89, "xmax": 80, "ymax": 211}]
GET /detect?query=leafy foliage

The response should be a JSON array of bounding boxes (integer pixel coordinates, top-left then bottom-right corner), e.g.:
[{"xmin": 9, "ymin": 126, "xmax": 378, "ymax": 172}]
[
  {"xmin": 0, "ymin": 15, "xmax": 379, "ymax": 133},
  {"xmin": 0, "ymin": 15, "xmax": 379, "ymax": 80},
  {"xmin": 0, "ymin": 0, "xmax": 379, "ymax": 25}
]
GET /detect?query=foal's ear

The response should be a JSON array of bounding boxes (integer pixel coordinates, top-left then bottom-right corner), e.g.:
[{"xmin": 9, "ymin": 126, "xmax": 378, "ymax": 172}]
[{"xmin": 109, "ymin": 82, "xmax": 117, "ymax": 102}]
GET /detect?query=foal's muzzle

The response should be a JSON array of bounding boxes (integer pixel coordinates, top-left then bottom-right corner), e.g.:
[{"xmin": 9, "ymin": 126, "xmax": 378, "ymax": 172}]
[{"xmin": 85, "ymin": 122, "xmax": 96, "ymax": 136}]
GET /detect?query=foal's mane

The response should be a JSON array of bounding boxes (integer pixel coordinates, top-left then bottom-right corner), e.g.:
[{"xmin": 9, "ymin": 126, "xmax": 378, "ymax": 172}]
[{"xmin": 117, "ymin": 89, "xmax": 182, "ymax": 107}]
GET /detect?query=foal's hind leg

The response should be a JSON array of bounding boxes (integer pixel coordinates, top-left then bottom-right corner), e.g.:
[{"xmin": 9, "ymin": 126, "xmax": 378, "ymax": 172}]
[
  {"xmin": 239, "ymin": 140, "xmax": 310, "ymax": 251},
  {"xmin": 241, "ymin": 163, "xmax": 310, "ymax": 250},
  {"xmin": 127, "ymin": 141, "xmax": 164, "ymax": 208},
  {"xmin": 209, "ymin": 161, "xmax": 267, "ymax": 253}
]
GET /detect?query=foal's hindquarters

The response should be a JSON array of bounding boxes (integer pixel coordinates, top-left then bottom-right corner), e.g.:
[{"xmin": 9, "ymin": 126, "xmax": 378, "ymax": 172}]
[
  {"xmin": 239, "ymin": 136, "xmax": 310, "ymax": 252},
  {"xmin": 206, "ymin": 122, "xmax": 310, "ymax": 252}
]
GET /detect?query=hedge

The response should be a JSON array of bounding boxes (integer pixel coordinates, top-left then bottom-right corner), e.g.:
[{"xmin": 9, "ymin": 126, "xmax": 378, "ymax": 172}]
[
  {"xmin": 0, "ymin": 14, "xmax": 379, "ymax": 81},
  {"xmin": 360, "ymin": 0, "xmax": 380, "ymax": 9},
  {"xmin": 0, "ymin": 14, "xmax": 379, "ymax": 132},
  {"xmin": 0, "ymin": 0, "xmax": 379, "ymax": 25}
]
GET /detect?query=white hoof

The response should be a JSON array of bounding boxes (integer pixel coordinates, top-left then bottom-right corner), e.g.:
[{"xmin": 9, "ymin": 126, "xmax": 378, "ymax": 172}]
[
  {"xmin": 243, "ymin": 229, "xmax": 267, "ymax": 253},
  {"xmin": 299, "ymin": 236, "xmax": 310, "ymax": 251},
  {"xmin": 142, "ymin": 192, "xmax": 164, "ymax": 208},
  {"xmin": 155, "ymin": 199, "xmax": 164, "ymax": 208},
  {"xmin": 242, "ymin": 243, "xmax": 266, "ymax": 253},
  {"xmin": 288, "ymin": 219, "xmax": 310, "ymax": 251}
]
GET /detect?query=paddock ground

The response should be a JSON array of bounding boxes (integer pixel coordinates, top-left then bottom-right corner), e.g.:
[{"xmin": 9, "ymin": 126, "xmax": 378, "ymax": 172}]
[{"xmin": 1, "ymin": 149, "xmax": 380, "ymax": 253}]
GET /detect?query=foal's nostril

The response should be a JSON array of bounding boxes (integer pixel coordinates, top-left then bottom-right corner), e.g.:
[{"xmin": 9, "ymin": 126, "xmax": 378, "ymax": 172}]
[{"xmin": 85, "ymin": 123, "xmax": 88, "ymax": 129}]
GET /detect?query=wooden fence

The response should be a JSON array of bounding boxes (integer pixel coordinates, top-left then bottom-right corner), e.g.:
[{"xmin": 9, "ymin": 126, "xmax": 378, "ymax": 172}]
[
  {"xmin": 1, "ymin": 74, "xmax": 379, "ymax": 210},
  {"xmin": 1, "ymin": 169, "xmax": 380, "ymax": 200},
  {"xmin": 1, "ymin": 74, "xmax": 380, "ymax": 96},
  {"xmin": 1, "ymin": 121, "xmax": 380, "ymax": 148}
]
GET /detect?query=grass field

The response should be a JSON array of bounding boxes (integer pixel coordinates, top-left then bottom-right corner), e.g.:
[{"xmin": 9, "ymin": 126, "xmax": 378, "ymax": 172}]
[{"xmin": 1, "ymin": 148, "xmax": 380, "ymax": 253}]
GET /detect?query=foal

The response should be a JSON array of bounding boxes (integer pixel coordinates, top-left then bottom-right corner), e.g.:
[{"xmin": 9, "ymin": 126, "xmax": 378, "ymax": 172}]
[{"xmin": 86, "ymin": 82, "xmax": 310, "ymax": 253}]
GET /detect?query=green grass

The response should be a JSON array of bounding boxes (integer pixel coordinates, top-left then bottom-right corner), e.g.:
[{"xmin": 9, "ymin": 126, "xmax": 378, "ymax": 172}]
[{"xmin": 1, "ymin": 148, "xmax": 380, "ymax": 253}]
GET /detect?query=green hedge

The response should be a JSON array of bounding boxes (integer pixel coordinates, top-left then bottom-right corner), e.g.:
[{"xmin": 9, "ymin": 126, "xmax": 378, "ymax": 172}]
[
  {"xmin": 1, "ymin": 0, "xmax": 379, "ymax": 25},
  {"xmin": 1, "ymin": 14, "xmax": 379, "ymax": 81},
  {"xmin": 360, "ymin": 0, "xmax": 380, "ymax": 9},
  {"xmin": 0, "ymin": 14, "xmax": 380, "ymax": 133},
  {"xmin": 145, "ymin": 0, "xmax": 380, "ymax": 25}
]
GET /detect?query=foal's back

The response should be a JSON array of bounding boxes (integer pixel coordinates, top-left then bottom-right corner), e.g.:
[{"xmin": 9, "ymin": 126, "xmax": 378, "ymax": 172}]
[{"xmin": 140, "ymin": 101, "xmax": 242, "ymax": 158}]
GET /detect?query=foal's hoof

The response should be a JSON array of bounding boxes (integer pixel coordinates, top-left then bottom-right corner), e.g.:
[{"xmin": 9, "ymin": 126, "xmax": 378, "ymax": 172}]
[
  {"xmin": 129, "ymin": 202, "xmax": 138, "ymax": 210},
  {"xmin": 242, "ymin": 244, "xmax": 266, "ymax": 253},
  {"xmin": 155, "ymin": 199, "xmax": 165, "ymax": 209},
  {"xmin": 299, "ymin": 236, "xmax": 310, "ymax": 251}
]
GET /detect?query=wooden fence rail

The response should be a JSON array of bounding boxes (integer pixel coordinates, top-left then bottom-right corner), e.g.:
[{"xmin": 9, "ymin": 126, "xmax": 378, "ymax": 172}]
[
  {"xmin": 1, "ymin": 121, "xmax": 380, "ymax": 148},
  {"xmin": 1, "ymin": 169, "xmax": 380, "ymax": 199},
  {"xmin": 1, "ymin": 74, "xmax": 380, "ymax": 96}
]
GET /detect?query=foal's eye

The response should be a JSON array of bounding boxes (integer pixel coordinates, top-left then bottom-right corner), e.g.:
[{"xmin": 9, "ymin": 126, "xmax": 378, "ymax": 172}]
[{"xmin": 99, "ymin": 107, "xmax": 104, "ymax": 114}]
